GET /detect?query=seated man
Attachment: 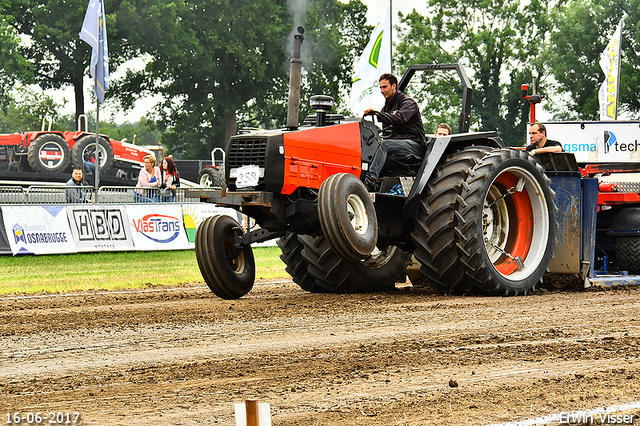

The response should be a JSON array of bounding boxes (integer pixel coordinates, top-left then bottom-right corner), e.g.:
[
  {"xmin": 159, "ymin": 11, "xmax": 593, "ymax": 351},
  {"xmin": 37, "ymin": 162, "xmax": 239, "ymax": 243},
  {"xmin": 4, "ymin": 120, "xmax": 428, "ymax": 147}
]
[
  {"xmin": 364, "ymin": 73, "xmax": 426, "ymax": 182},
  {"xmin": 434, "ymin": 123, "xmax": 452, "ymax": 136},
  {"xmin": 527, "ymin": 123, "xmax": 563, "ymax": 156},
  {"xmin": 66, "ymin": 167, "xmax": 93, "ymax": 203}
]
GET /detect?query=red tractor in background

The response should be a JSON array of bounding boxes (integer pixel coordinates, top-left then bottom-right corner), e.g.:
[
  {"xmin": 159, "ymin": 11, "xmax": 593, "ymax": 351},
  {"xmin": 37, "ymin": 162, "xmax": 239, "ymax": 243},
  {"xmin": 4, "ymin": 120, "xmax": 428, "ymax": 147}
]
[{"xmin": 0, "ymin": 116, "xmax": 158, "ymax": 183}]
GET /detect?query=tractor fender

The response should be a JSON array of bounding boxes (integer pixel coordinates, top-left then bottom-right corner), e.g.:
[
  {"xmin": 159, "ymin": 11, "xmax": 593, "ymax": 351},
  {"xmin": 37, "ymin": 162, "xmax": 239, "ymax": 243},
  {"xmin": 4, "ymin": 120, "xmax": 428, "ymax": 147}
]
[
  {"xmin": 610, "ymin": 208, "xmax": 640, "ymax": 235},
  {"xmin": 403, "ymin": 132, "xmax": 503, "ymax": 219}
]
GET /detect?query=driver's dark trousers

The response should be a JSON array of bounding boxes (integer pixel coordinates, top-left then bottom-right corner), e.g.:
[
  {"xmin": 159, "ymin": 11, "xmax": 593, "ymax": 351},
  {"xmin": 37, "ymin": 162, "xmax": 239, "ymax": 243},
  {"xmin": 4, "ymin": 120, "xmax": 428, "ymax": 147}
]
[{"xmin": 368, "ymin": 139, "xmax": 425, "ymax": 179}]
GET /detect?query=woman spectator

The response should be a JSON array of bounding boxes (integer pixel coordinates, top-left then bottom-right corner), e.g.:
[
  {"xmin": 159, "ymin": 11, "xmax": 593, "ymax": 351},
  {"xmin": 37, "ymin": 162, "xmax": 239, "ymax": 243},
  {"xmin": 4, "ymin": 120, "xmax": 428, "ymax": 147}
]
[
  {"xmin": 160, "ymin": 157, "xmax": 180, "ymax": 202},
  {"xmin": 135, "ymin": 154, "xmax": 161, "ymax": 202}
]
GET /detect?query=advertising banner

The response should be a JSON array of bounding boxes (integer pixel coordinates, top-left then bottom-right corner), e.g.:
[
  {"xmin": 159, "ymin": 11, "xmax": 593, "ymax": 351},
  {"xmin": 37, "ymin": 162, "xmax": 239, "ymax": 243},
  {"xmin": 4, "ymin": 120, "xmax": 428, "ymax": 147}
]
[
  {"xmin": 539, "ymin": 121, "xmax": 640, "ymax": 164},
  {"xmin": 67, "ymin": 206, "xmax": 134, "ymax": 252},
  {"xmin": 126, "ymin": 205, "xmax": 191, "ymax": 251},
  {"xmin": 1, "ymin": 206, "xmax": 76, "ymax": 255},
  {"xmin": 180, "ymin": 204, "xmax": 243, "ymax": 247}
]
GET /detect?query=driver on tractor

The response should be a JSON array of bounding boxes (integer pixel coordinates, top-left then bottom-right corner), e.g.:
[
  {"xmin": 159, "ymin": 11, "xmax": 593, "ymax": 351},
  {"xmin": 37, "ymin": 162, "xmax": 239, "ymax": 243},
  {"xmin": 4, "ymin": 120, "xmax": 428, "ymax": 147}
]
[{"xmin": 364, "ymin": 73, "xmax": 426, "ymax": 185}]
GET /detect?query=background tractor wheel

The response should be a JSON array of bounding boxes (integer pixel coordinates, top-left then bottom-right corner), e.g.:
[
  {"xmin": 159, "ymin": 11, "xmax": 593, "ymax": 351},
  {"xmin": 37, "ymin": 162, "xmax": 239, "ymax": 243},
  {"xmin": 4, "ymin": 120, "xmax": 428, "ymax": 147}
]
[
  {"xmin": 299, "ymin": 235, "xmax": 409, "ymax": 293},
  {"xmin": 27, "ymin": 133, "xmax": 71, "ymax": 173},
  {"xmin": 615, "ymin": 236, "xmax": 640, "ymax": 274},
  {"xmin": 276, "ymin": 232, "xmax": 326, "ymax": 293},
  {"xmin": 198, "ymin": 166, "xmax": 225, "ymax": 188},
  {"xmin": 195, "ymin": 215, "xmax": 255, "ymax": 299},
  {"xmin": 318, "ymin": 173, "xmax": 377, "ymax": 261},
  {"xmin": 455, "ymin": 149, "xmax": 556, "ymax": 296},
  {"xmin": 71, "ymin": 135, "xmax": 114, "ymax": 173},
  {"xmin": 410, "ymin": 146, "xmax": 493, "ymax": 295}
]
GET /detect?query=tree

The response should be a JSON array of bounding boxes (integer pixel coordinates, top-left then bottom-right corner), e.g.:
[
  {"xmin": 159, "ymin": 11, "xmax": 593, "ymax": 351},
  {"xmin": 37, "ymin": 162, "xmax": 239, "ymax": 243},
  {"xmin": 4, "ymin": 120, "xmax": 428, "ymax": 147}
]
[
  {"xmin": 110, "ymin": 0, "xmax": 370, "ymax": 159},
  {"xmin": 0, "ymin": 87, "xmax": 66, "ymax": 133},
  {"xmin": 0, "ymin": 7, "xmax": 33, "ymax": 111},
  {"xmin": 3, "ymin": 0, "xmax": 136, "ymax": 126},
  {"xmin": 395, "ymin": 0, "xmax": 551, "ymax": 146},
  {"xmin": 548, "ymin": 0, "xmax": 639, "ymax": 120}
]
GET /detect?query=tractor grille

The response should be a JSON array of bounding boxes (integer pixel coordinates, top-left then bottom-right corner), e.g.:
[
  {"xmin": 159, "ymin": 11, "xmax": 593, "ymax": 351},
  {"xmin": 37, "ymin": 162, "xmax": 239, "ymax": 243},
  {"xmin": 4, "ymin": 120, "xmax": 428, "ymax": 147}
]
[{"xmin": 227, "ymin": 138, "xmax": 267, "ymax": 168}]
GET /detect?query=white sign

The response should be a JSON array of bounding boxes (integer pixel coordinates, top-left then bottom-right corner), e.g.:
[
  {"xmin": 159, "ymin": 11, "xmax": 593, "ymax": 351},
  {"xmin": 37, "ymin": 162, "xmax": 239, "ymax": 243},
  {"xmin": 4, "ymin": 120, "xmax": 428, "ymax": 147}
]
[
  {"xmin": 126, "ymin": 205, "xmax": 191, "ymax": 251},
  {"xmin": 534, "ymin": 121, "xmax": 640, "ymax": 164},
  {"xmin": 235, "ymin": 165, "xmax": 260, "ymax": 188},
  {"xmin": 67, "ymin": 206, "xmax": 134, "ymax": 252},
  {"xmin": 1, "ymin": 206, "xmax": 76, "ymax": 255}
]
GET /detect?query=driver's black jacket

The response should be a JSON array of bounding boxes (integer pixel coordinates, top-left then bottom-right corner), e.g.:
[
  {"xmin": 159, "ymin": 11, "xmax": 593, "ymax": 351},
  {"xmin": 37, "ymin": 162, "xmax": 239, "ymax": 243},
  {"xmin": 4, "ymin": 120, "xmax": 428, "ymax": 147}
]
[{"xmin": 380, "ymin": 91, "xmax": 426, "ymax": 146}]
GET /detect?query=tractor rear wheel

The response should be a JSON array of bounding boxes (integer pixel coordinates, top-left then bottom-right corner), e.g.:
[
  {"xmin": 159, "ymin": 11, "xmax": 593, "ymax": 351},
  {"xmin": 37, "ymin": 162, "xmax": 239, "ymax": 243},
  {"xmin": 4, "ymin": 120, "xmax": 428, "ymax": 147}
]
[
  {"xmin": 71, "ymin": 135, "xmax": 114, "ymax": 173},
  {"xmin": 28, "ymin": 133, "xmax": 71, "ymax": 173},
  {"xmin": 195, "ymin": 215, "xmax": 255, "ymax": 299},
  {"xmin": 300, "ymin": 235, "xmax": 409, "ymax": 293},
  {"xmin": 276, "ymin": 232, "xmax": 326, "ymax": 293},
  {"xmin": 615, "ymin": 237, "xmax": 640, "ymax": 274},
  {"xmin": 198, "ymin": 166, "xmax": 225, "ymax": 188},
  {"xmin": 318, "ymin": 173, "xmax": 377, "ymax": 261},
  {"xmin": 455, "ymin": 149, "xmax": 556, "ymax": 296},
  {"xmin": 410, "ymin": 146, "xmax": 493, "ymax": 295}
]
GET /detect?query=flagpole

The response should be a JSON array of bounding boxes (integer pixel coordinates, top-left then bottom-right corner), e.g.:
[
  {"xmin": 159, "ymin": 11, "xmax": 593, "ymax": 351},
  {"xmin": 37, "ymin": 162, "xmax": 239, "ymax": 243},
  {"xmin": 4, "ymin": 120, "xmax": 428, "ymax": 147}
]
[
  {"xmin": 389, "ymin": 0, "xmax": 393, "ymax": 73},
  {"xmin": 94, "ymin": 96, "xmax": 101, "ymax": 193},
  {"xmin": 614, "ymin": 20, "xmax": 623, "ymax": 120}
]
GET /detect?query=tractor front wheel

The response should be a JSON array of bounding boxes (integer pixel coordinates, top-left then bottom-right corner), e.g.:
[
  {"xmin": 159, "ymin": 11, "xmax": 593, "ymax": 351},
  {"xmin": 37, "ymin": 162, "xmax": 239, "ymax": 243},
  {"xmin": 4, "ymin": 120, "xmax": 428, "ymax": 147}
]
[
  {"xmin": 195, "ymin": 215, "xmax": 255, "ymax": 299},
  {"xmin": 318, "ymin": 173, "xmax": 377, "ymax": 261}
]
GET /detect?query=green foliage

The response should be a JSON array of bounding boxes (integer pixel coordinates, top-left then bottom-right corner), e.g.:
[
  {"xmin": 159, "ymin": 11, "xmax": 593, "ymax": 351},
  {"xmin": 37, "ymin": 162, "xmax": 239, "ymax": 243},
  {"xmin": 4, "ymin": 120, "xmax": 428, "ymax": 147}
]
[
  {"xmin": 3, "ymin": 0, "xmax": 138, "ymax": 123},
  {"xmin": 0, "ymin": 87, "xmax": 67, "ymax": 133},
  {"xmin": 0, "ymin": 15, "xmax": 33, "ymax": 111},
  {"xmin": 395, "ymin": 0, "xmax": 551, "ymax": 146},
  {"xmin": 109, "ymin": 0, "xmax": 369, "ymax": 159},
  {"xmin": 548, "ymin": 0, "xmax": 638, "ymax": 120}
]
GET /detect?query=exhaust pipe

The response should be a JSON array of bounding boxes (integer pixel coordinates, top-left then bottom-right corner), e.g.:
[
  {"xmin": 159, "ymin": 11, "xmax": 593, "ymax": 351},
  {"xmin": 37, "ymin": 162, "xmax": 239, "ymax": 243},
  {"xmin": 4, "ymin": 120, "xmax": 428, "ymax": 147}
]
[{"xmin": 286, "ymin": 26, "xmax": 304, "ymax": 130}]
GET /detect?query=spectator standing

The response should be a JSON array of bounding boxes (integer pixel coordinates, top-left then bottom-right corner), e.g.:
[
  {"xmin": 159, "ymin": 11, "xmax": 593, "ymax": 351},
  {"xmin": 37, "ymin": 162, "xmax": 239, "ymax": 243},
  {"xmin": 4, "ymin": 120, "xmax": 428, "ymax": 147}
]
[
  {"xmin": 65, "ymin": 167, "xmax": 93, "ymax": 203},
  {"xmin": 160, "ymin": 157, "xmax": 180, "ymax": 202},
  {"xmin": 135, "ymin": 154, "xmax": 161, "ymax": 202}
]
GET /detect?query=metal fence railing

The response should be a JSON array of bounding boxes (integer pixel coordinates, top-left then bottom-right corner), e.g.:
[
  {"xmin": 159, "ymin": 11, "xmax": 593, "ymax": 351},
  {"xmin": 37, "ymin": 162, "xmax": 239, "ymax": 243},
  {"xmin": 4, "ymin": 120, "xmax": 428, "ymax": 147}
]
[{"xmin": 0, "ymin": 185, "xmax": 207, "ymax": 205}]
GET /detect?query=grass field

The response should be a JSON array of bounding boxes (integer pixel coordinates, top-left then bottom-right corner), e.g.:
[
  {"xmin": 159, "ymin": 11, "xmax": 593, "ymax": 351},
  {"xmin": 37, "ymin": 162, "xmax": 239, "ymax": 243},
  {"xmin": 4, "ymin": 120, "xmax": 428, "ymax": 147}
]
[{"xmin": 0, "ymin": 247, "xmax": 287, "ymax": 295}]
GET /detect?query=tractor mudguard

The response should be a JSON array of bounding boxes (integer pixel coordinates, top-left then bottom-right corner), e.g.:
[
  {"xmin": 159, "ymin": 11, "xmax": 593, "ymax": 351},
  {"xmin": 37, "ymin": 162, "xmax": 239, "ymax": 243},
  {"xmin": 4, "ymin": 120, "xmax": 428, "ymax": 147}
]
[{"xmin": 403, "ymin": 131, "xmax": 503, "ymax": 219}]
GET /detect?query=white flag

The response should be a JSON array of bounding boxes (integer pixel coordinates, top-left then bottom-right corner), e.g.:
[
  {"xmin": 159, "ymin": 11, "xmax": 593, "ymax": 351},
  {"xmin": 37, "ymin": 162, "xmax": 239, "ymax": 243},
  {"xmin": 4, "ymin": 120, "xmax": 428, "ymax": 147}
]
[
  {"xmin": 598, "ymin": 19, "xmax": 623, "ymax": 121},
  {"xmin": 350, "ymin": 5, "xmax": 391, "ymax": 116}
]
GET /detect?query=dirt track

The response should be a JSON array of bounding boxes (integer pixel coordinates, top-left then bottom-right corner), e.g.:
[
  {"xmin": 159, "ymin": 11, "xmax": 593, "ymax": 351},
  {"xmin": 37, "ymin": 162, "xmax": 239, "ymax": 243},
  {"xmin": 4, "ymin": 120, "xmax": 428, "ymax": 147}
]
[{"xmin": 1, "ymin": 280, "xmax": 640, "ymax": 425}]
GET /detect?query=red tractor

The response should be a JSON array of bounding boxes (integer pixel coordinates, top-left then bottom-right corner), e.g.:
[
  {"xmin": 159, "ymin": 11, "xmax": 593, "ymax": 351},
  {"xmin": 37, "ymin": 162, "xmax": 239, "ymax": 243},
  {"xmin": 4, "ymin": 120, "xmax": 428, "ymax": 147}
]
[
  {"xmin": 187, "ymin": 29, "xmax": 558, "ymax": 299},
  {"xmin": 0, "ymin": 116, "xmax": 158, "ymax": 181}
]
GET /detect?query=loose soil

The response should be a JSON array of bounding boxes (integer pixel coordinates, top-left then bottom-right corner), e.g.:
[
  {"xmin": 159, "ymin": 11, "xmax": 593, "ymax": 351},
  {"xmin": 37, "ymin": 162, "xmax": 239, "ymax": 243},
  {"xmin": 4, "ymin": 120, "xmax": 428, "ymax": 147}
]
[{"xmin": 1, "ymin": 280, "xmax": 639, "ymax": 425}]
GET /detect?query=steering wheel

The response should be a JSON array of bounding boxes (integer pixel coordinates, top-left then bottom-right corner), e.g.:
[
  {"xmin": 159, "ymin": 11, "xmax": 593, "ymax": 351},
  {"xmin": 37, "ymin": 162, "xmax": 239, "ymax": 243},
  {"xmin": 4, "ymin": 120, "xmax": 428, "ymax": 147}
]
[{"xmin": 363, "ymin": 111, "xmax": 394, "ymax": 139}]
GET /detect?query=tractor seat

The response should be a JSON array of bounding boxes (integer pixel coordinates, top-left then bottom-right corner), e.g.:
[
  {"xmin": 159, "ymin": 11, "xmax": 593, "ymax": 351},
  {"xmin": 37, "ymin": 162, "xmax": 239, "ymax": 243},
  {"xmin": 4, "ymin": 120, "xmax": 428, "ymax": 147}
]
[{"xmin": 383, "ymin": 154, "xmax": 423, "ymax": 177}]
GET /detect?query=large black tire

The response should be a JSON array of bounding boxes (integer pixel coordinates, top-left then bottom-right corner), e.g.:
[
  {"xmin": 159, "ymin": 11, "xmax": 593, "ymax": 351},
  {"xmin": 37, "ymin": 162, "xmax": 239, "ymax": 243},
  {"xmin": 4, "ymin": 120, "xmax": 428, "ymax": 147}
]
[
  {"xmin": 318, "ymin": 173, "xmax": 377, "ymax": 261},
  {"xmin": 71, "ymin": 135, "xmax": 114, "ymax": 172},
  {"xmin": 615, "ymin": 237, "xmax": 640, "ymax": 274},
  {"xmin": 195, "ymin": 215, "xmax": 255, "ymax": 299},
  {"xmin": 299, "ymin": 235, "xmax": 409, "ymax": 293},
  {"xmin": 276, "ymin": 233, "xmax": 326, "ymax": 293},
  {"xmin": 410, "ymin": 146, "xmax": 493, "ymax": 295},
  {"xmin": 27, "ymin": 133, "xmax": 71, "ymax": 173},
  {"xmin": 198, "ymin": 166, "xmax": 225, "ymax": 188},
  {"xmin": 455, "ymin": 149, "xmax": 556, "ymax": 296}
]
